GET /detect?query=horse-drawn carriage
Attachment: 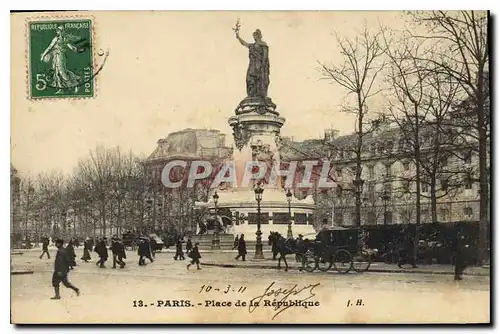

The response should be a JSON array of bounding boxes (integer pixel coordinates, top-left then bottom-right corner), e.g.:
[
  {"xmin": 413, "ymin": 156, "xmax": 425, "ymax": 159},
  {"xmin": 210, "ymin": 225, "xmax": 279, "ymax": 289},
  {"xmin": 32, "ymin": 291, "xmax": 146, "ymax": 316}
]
[
  {"xmin": 300, "ymin": 226, "xmax": 375, "ymax": 274},
  {"xmin": 268, "ymin": 226, "xmax": 376, "ymax": 273}
]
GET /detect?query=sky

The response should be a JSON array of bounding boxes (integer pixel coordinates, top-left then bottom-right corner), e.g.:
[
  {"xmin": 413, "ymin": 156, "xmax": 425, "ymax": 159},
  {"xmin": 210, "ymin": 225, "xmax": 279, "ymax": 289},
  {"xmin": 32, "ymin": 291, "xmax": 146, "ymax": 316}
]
[{"xmin": 11, "ymin": 11, "xmax": 413, "ymax": 176}]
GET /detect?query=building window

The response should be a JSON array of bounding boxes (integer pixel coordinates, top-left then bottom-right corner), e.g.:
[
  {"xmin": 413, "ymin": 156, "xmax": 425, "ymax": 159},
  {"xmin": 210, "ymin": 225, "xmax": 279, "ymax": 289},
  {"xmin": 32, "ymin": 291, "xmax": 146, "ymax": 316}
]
[
  {"xmin": 403, "ymin": 161, "xmax": 410, "ymax": 171},
  {"xmin": 385, "ymin": 164, "xmax": 392, "ymax": 178},
  {"xmin": 386, "ymin": 211, "xmax": 393, "ymax": 224},
  {"xmin": 384, "ymin": 183, "xmax": 392, "ymax": 196},
  {"xmin": 441, "ymin": 179, "xmax": 449, "ymax": 192},
  {"xmin": 386, "ymin": 141, "xmax": 394, "ymax": 152},
  {"xmin": 248, "ymin": 213, "xmax": 269, "ymax": 224},
  {"xmin": 368, "ymin": 182, "xmax": 376, "ymax": 201},
  {"xmin": 402, "ymin": 180, "xmax": 410, "ymax": 193},
  {"xmin": 463, "ymin": 207, "xmax": 473, "ymax": 218},
  {"xmin": 336, "ymin": 186, "xmax": 343, "ymax": 199},
  {"xmin": 336, "ymin": 168, "xmax": 342, "ymax": 178},
  {"xmin": 464, "ymin": 175, "xmax": 473, "ymax": 189},
  {"xmin": 463, "ymin": 150, "xmax": 472, "ymax": 164},
  {"xmin": 295, "ymin": 213, "xmax": 307, "ymax": 225},
  {"xmin": 367, "ymin": 211, "xmax": 376, "ymax": 225},
  {"xmin": 421, "ymin": 179, "xmax": 429, "ymax": 193},
  {"xmin": 307, "ymin": 214, "xmax": 314, "ymax": 224},
  {"xmin": 272, "ymin": 212, "xmax": 290, "ymax": 224},
  {"xmin": 440, "ymin": 155, "xmax": 448, "ymax": 168},
  {"xmin": 334, "ymin": 213, "xmax": 344, "ymax": 225},
  {"xmin": 368, "ymin": 165, "xmax": 375, "ymax": 179},
  {"xmin": 440, "ymin": 208, "xmax": 450, "ymax": 222}
]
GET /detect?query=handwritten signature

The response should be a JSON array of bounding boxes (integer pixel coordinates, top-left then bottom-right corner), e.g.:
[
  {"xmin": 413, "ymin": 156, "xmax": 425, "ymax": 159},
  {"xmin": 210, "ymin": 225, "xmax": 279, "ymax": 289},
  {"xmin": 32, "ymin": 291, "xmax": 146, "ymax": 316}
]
[{"xmin": 249, "ymin": 281, "xmax": 321, "ymax": 319}]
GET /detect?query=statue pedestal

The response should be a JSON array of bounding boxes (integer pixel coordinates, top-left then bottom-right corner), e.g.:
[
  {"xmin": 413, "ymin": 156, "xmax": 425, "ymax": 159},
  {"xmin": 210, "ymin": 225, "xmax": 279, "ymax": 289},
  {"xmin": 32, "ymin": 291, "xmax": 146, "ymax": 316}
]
[{"xmin": 235, "ymin": 97, "xmax": 279, "ymax": 116}]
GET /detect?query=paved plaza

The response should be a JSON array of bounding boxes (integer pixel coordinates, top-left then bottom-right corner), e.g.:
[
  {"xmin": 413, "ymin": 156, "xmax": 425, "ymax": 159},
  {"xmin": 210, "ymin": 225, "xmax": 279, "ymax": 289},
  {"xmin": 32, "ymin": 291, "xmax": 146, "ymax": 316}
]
[{"xmin": 11, "ymin": 246, "xmax": 490, "ymax": 324}]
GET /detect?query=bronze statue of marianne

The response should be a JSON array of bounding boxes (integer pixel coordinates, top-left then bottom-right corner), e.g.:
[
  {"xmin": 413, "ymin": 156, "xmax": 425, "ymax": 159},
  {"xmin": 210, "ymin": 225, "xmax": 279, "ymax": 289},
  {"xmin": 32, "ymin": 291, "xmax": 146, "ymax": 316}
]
[{"xmin": 235, "ymin": 28, "xmax": 270, "ymax": 98}]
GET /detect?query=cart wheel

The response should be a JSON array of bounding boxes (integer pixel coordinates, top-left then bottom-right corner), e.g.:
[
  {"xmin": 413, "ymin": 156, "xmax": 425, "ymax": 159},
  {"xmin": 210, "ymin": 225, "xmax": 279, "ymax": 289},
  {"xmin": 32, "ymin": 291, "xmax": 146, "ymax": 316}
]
[
  {"xmin": 303, "ymin": 252, "xmax": 317, "ymax": 272},
  {"xmin": 333, "ymin": 249, "xmax": 352, "ymax": 274},
  {"xmin": 317, "ymin": 254, "xmax": 333, "ymax": 272},
  {"xmin": 351, "ymin": 250, "xmax": 372, "ymax": 272}
]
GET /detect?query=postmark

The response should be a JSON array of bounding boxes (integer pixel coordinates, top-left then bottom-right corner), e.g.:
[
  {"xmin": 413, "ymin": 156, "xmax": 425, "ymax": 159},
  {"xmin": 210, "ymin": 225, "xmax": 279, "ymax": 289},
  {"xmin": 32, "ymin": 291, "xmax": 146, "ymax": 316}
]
[{"xmin": 28, "ymin": 19, "xmax": 95, "ymax": 99}]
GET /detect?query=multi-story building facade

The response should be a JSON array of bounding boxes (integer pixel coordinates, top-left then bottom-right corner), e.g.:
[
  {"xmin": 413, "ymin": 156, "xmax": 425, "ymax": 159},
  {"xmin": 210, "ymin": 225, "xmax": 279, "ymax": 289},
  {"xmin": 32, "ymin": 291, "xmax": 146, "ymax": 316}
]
[
  {"xmin": 144, "ymin": 128, "xmax": 232, "ymax": 234},
  {"xmin": 281, "ymin": 124, "xmax": 486, "ymax": 227}
]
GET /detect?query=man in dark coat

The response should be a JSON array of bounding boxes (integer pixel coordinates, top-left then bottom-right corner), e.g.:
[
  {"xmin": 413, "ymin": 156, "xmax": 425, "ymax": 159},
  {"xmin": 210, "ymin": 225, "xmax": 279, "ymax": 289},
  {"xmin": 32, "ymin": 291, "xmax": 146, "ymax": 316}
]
[
  {"xmin": 186, "ymin": 236, "xmax": 193, "ymax": 253},
  {"xmin": 232, "ymin": 235, "xmax": 239, "ymax": 250},
  {"xmin": 138, "ymin": 237, "xmax": 154, "ymax": 266},
  {"xmin": 94, "ymin": 237, "xmax": 108, "ymax": 268},
  {"xmin": 51, "ymin": 238, "xmax": 80, "ymax": 300},
  {"xmin": 40, "ymin": 237, "xmax": 50, "ymax": 259},
  {"xmin": 187, "ymin": 242, "xmax": 202, "ymax": 270},
  {"xmin": 453, "ymin": 227, "xmax": 469, "ymax": 280},
  {"xmin": 110, "ymin": 236, "xmax": 126, "ymax": 269},
  {"xmin": 81, "ymin": 237, "xmax": 92, "ymax": 262},
  {"xmin": 397, "ymin": 232, "xmax": 417, "ymax": 268},
  {"xmin": 235, "ymin": 234, "xmax": 247, "ymax": 261},
  {"xmin": 174, "ymin": 238, "xmax": 185, "ymax": 260},
  {"xmin": 65, "ymin": 238, "xmax": 77, "ymax": 269}
]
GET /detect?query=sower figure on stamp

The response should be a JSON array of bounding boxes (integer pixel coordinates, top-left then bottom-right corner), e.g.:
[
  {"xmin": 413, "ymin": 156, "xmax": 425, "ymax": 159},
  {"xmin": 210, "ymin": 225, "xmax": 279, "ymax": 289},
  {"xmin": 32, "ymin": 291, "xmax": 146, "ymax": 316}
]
[
  {"xmin": 235, "ymin": 234, "xmax": 247, "ymax": 261},
  {"xmin": 174, "ymin": 238, "xmax": 185, "ymax": 260},
  {"xmin": 51, "ymin": 238, "xmax": 80, "ymax": 300},
  {"xmin": 187, "ymin": 242, "xmax": 202, "ymax": 270},
  {"xmin": 81, "ymin": 237, "xmax": 92, "ymax": 263},
  {"xmin": 40, "ymin": 236, "xmax": 50, "ymax": 259},
  {"xmin": 111, "ymin": 235, "xmax": 126, "ymax": 269},
  {"xmin": 40, "ymin": 25, "xmax": 84, "ymax": 94},
  {"xmin": 94, "ymin": 237, "xmax": 108, "ymax": 268}
]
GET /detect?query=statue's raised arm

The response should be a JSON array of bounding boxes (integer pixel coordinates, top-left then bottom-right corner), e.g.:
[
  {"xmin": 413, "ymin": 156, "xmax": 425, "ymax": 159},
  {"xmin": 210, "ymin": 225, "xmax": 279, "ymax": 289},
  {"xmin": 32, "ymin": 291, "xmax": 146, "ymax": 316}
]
[{"xmin": 236, "ymin": 33, "xmax": 250, "ymax": 48}]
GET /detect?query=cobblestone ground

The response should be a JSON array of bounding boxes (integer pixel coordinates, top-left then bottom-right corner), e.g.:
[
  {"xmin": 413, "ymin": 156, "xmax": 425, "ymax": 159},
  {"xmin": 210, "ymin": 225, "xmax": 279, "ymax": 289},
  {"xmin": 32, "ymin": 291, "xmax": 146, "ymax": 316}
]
[{"xmin": 11, "ymin": 248, "xmax": 490, "ymax": 324}]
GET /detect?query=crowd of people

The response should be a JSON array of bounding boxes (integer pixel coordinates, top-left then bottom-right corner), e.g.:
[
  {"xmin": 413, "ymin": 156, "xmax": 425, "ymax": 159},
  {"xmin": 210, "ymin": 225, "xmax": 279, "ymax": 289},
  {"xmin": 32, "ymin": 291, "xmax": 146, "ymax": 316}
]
[{"xmin": 39, "ymin": 234, "xmax": 204, "ymax": 299}]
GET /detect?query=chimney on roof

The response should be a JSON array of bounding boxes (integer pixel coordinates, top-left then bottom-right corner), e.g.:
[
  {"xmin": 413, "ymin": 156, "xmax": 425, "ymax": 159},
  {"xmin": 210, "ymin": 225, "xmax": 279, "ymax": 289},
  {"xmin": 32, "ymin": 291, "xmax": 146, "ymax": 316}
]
[{"xmin": 324, "ymin": 128, "xmax": 339, "ymax": 142}]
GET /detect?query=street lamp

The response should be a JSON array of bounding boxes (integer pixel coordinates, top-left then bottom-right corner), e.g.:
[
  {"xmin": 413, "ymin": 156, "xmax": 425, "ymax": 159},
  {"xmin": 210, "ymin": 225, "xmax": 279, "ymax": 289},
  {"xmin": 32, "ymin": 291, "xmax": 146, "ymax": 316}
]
[
  {"xmin": 286, "ymin": 189, "xmax": 293, "ymax": 239},
  {"xmin": 211, "ymin": 191, "xmax": 220, "ymax": 250},
  {"xmin": 380, "ymin": 189, "xmax": 391, "ymax": 225},
  {"xmin": 253, "ymin": 182, "xmax": 265, "ymax": 260}
]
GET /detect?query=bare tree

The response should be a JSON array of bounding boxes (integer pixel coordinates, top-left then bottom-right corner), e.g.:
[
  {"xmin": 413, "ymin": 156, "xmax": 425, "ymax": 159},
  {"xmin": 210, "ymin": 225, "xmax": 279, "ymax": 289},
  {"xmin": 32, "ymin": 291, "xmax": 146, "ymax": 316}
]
[
  {"xmin": 319, "ymin": 26, "xmax": 386, "ymax": 230},
  {"xmin": 409, "ymin": 10, "xmax": 490, "ymax": 263}
]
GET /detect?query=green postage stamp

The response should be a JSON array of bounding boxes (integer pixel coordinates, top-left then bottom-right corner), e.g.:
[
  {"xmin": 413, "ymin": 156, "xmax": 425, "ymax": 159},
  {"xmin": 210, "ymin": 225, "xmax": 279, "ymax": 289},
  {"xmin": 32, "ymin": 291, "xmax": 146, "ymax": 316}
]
[{"xmin": 28, "ymin": 19, "xmax": 94, "ymax": 99}]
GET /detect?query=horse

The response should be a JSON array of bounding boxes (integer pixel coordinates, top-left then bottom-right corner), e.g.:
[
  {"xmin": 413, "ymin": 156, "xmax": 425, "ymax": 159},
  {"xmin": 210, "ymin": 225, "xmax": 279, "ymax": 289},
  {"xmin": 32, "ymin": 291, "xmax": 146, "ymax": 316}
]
[{"xmin": 268, "ymin": 232, "xmax": 303, "ymax": 271}]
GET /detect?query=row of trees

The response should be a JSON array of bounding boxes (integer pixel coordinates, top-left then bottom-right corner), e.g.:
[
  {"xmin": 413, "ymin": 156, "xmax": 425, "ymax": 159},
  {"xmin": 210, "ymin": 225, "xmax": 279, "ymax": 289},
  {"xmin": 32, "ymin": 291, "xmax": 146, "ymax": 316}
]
[
  {"xmin": 318, "ymin": 11, "xmax": 489, "ymax": 263},
  {"xmin": 11, "ymin": 147, "xmax": 203, "ymax": 244}
]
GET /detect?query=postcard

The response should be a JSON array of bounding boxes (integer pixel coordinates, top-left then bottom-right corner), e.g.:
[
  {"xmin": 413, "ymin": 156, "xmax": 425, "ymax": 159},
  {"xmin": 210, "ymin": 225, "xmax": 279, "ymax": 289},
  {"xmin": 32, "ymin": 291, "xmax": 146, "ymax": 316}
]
[{"xmin": 10, "ymin": 10, "xmax": 490, "ymax": 324}]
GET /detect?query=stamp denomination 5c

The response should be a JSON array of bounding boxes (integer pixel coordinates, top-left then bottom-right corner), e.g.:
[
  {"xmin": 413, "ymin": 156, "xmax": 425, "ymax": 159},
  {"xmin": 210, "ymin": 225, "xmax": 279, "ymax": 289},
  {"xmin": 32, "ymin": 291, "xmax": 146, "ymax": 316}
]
[{"xmin": 28, "ymin": 19, "xmax": 94, "ymax": 99}]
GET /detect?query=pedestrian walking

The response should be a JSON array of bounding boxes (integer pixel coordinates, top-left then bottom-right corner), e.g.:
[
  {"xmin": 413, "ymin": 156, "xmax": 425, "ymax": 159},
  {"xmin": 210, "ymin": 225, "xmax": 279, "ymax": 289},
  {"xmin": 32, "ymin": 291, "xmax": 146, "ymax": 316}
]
[
  {"xmin": 65, "ymin": 238, "xmax": 77, "ymax": 269},
  {"xmin": 94, "ymin": 237, "xmax": 108, "ymax": 268},
  {"xmin": 186, "ymin": 236, "xmax": 193, "ymax": 253},
  {"xmin": 397, "ymin": 231, "xmax": 417, "ymax": 268},
  {"xmin": 174, "ymin": 238, "xmax": 185, "ymax": 260},
  {"xmin": 39, "ymin": 237, "xmax": 50, "ymax": 259},
  {"xmin": 81, "ymin": 237, "xmax": 92, "ymax": 262},
  {"xmin": 138, "ymin": 237, "xmax": 154, "ymax": 266},
  {"xmin": 50, "ymin": 238, "xmax": 80, "ymax": 300},
  {"xmin": 453, "ymin": 226, "xmax": 469, "ymax": 280},
  {"xmin": 232, "ymin": 235, "xmax": 239, "ymax": 250},
  {"xmin": 111, "ymin": 236, "xmax": 127, "ymax": 269},
  {"xmin": 187, "ymin": 242, "xmax": 202, "ymax": 270},
  {"xmin": 235, "ymin": 234, "xmax": 247, "ymax": 261}
]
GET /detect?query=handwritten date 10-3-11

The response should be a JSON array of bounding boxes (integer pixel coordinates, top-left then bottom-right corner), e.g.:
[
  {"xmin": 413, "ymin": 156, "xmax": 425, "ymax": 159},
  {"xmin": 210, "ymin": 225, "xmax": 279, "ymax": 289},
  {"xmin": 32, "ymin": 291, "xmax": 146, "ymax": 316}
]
[{"xmin": 199, "ymin": 284, "xmax": 247, "ymax": 294}]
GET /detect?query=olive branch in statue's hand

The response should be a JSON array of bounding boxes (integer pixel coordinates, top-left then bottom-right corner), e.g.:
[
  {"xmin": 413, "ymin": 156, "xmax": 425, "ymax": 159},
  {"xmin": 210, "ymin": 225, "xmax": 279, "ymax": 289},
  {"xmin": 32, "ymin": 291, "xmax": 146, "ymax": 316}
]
[{"xmin": 232, "ymin": 18, "xmax": 241, "ymax": 37}]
